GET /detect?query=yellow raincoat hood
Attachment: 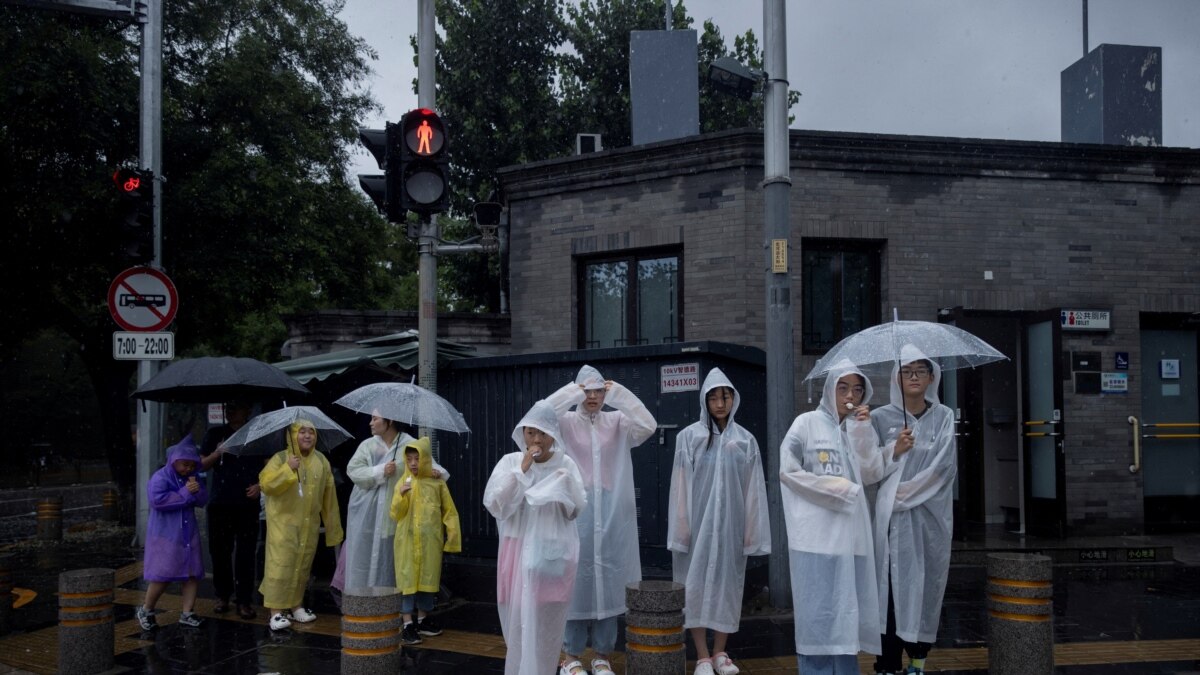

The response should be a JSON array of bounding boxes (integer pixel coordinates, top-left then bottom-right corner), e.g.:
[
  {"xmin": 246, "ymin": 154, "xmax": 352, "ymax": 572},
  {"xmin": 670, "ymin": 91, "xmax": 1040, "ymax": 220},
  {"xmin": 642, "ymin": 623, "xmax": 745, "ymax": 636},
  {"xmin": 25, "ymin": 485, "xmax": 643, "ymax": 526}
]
[
  {"xmin": 286, "ymin": 419, "xmax": 317, "ymax": 455},
  {"xmin": 400, "ymin": 436, "xmax": 435, "ymax": 480}
]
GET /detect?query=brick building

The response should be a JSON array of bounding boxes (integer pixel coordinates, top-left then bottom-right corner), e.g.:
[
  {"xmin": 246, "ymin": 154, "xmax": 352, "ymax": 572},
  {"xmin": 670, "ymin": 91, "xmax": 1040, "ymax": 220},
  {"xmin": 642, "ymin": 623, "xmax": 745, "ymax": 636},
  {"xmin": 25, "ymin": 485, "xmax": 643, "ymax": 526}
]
[{"xmin": 498, "ymin": 128, "xmax": 1200, "ymax": 537}]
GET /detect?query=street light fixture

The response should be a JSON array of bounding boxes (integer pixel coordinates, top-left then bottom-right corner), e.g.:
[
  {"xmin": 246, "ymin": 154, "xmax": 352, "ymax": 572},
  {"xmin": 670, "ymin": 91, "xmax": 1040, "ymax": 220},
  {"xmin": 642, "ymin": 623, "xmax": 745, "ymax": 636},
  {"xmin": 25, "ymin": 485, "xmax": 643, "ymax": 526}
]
[{"xmin": 707, "ymin": 56, "xmax": 761, "ymax": 101}]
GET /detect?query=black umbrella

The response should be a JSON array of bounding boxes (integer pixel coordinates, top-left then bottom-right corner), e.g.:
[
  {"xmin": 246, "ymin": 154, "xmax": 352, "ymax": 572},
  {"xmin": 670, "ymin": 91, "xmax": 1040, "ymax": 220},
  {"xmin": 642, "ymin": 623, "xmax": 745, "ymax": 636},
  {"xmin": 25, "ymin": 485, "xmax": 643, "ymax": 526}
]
[{"xmin": 131, "ymin": 356, "xmax": 310, "ymax": 403}]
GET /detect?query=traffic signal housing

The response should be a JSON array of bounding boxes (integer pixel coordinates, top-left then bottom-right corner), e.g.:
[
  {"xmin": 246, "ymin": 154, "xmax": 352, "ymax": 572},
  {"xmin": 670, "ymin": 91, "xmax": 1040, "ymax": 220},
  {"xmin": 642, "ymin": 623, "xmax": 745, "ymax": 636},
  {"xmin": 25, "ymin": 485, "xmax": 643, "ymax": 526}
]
[
  {"xmin": 357, "ymin": 123, "xmax": 404, "ymax": 223},
  {"xmin": 398, "ymin": 108, "xmax": 449, "ymax": 215},
  {"xmin": 113, "ymin": 168, "xmax": 154, "ymax": 265}
]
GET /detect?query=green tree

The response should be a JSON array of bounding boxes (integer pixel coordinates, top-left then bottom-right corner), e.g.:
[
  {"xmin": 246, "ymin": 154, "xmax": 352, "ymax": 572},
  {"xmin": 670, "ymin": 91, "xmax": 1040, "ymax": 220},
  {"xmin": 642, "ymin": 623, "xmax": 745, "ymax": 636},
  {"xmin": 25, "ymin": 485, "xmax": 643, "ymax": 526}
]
[
  {"xmin": 429, "ymin": 0, "xmax": 567, "ymax": 312},
  {"xmin": 0, "ymin": 0, "xmax": 401, "ymax": 492},
  {"xmin": 698, "ymin": 20, "xmax": 801, "ymax": 132},
  {"xmin": 559, "ymin": 0, "xmax": 693, "ymax": 149}
]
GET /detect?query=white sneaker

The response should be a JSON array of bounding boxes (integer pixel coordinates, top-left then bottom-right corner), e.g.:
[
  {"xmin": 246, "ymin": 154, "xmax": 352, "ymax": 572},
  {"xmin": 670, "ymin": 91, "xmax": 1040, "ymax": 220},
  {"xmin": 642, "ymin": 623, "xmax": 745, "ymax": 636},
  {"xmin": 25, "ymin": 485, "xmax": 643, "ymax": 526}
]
[
  {"xmin": 714, "ymin": 653, "xmax": 740, "ymax": 675},
  {"xmin": 290, "ymin": 607, "xmax": 317, "ymax": 623},
  {"xmin": 269, "ymin": 612, "xmax": 292, "ymax": 631},
  {"xmin": 559, "ymin": 660, "xmax": 586, "ymax": 675},
  {"xmin": 694, "ymin": 660, "xmax": 715, "ymax": 675}
]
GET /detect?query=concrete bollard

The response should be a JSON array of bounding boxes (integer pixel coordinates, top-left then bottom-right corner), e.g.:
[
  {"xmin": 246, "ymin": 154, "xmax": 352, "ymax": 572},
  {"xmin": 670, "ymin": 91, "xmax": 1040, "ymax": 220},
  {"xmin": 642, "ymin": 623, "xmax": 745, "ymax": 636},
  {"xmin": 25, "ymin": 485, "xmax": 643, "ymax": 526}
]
[
  {"xmin": 987, "ymin": 553, "xmax": 1053, "ymax": 675},
  {"xmin": 58, "ymin": 568, "xmax": 115, "ymax": 675},
  {"xmin": 625, "ymin": 580, "xmax": 686, "ymax": 675},
  {"xmin": 340, "ymin": 586, "xmax": 403, "ymax": 674},
  {"xmin": 0, "ymin": 555, "xmax": 12, "ymax": 635},
  {"xmin": 36, "ymin": 496, "xmax": 63, "ymax": 541},
  {"xmin": 101, "ymin": 489, "xmax": 119, "ymax": 522}
]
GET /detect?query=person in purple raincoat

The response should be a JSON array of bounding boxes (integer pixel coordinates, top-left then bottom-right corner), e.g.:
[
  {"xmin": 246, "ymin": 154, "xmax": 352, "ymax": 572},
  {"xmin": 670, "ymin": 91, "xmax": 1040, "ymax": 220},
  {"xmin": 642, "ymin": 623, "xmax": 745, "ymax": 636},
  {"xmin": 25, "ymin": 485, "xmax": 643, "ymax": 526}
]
[{"xmin": 136, "ymin": 434, "xmax": 209, "ymax": 630}]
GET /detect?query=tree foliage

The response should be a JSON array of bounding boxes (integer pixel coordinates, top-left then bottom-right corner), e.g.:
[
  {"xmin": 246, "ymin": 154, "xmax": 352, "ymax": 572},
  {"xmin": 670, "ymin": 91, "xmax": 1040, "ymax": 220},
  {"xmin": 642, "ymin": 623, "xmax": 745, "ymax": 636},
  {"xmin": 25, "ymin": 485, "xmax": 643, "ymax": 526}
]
[{"xmin": 0, "ymin": 0, "xmax": 402, "ymax": 489}]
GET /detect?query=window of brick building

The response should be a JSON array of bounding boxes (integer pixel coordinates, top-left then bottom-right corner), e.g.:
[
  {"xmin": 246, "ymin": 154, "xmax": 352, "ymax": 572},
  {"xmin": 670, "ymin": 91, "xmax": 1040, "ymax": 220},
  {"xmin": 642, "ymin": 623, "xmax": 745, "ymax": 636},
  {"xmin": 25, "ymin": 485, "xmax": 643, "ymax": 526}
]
[
  {"xmin": 802, "ymin": 239, "xmax": 882, "ymax": 354},
  {"xmin": 579, "ymin": 250, "xmax": 681, "ymax": 348}
]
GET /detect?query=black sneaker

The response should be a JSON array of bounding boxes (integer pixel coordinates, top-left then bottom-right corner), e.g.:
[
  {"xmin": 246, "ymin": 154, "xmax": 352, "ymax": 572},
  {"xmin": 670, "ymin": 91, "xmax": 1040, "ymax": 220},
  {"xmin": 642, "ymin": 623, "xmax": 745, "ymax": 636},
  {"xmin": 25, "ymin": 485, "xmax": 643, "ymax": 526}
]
[
  {"xmin": 135, "ymin": 605, "xmax": 156, "ymax": 631},
  {"xmin": 400, "ymin": 622, "xmax": 423, "ymax": 644},
  {"xmin": 416, "ymin": 616, "xmax": 442, "ymax": 636}
]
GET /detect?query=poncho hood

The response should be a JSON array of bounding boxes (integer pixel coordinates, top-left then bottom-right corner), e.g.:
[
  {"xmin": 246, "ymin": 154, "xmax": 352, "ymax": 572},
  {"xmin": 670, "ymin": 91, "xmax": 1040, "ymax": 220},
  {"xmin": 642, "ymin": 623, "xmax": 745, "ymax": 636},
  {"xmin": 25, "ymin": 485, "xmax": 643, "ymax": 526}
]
[
  {"xmin": 165, "ymin": 434, "xmax": 201, "ymax": 473},
  {"xmin": 887, "ymin": 344, "xmax": 942, "ymax": 408},
  {"xmin": 400, "ymin": 436, "xmax": 436, "ymax": 480},
  {"xmin": 511, "ymin": 400, "xmax": 565, "ymax": 455},
  {"xmin": 820, "ymin": 359, "xmax": 874, "ymax": 421},
  {"xmin": 574, "ymin": 364, "xmax": 605, "ymax": 389},
  {"xmin": 286, "ymin": 419, "xmax": 318, "ymax": 455},
  {"xmin": 698, "ymin": 368, "xmax": 740, "ymax": 431}
]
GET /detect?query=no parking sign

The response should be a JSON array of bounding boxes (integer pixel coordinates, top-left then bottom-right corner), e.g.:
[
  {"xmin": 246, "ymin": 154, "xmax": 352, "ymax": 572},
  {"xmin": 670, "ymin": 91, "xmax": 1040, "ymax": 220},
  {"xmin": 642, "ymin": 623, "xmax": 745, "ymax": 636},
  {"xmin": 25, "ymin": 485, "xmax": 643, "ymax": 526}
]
[{"xmin": 107, "ymin": 266, "xmax": 179, "ymax": 332}]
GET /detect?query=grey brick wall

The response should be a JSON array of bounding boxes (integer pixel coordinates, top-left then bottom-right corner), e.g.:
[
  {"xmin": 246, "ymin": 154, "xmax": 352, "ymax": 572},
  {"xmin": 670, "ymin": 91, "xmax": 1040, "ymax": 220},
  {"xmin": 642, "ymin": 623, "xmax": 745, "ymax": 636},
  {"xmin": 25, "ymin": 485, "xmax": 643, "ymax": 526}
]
[{"xmin": 499, "ymin": 129, "xmax": 1200, "ymax": 535}]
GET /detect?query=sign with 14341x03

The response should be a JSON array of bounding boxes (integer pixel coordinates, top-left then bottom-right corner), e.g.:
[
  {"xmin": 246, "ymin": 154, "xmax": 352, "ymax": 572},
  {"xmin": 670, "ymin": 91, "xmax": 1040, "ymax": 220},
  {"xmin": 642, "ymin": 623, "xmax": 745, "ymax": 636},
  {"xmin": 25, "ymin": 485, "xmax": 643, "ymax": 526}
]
[{"xmin": 113, "ymin": 331, "xmax": 174, "ymax": 360}]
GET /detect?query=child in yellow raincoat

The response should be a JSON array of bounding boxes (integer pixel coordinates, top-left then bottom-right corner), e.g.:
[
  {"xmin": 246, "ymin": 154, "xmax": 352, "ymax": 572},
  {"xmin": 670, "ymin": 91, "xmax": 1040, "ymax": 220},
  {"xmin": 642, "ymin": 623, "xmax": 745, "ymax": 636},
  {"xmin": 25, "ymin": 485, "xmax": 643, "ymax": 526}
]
[
  {"xmin": 258, "ymin": 420, "xmax": 344, "ymax": 632},
  {"xmin": 390, "ymin": 436, "xmax": 461, "ymax": 645}
]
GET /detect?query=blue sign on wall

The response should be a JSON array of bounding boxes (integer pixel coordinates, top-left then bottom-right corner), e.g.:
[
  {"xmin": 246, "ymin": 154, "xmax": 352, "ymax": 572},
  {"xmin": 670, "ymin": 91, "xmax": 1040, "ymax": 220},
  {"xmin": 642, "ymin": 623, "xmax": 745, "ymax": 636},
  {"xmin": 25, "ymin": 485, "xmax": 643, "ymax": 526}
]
[{"xmin": 1115, "ymin": 352, "xmax": 1129, "ymax": 370}]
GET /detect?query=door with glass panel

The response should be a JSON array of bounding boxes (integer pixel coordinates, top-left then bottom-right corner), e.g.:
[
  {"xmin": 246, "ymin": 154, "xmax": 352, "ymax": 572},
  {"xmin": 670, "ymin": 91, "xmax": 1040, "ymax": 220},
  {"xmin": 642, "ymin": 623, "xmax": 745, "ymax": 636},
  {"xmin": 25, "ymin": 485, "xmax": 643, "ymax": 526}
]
[{"xmin": 1021, "ymin": 311, "xmax": 1066, "ymax": 537}]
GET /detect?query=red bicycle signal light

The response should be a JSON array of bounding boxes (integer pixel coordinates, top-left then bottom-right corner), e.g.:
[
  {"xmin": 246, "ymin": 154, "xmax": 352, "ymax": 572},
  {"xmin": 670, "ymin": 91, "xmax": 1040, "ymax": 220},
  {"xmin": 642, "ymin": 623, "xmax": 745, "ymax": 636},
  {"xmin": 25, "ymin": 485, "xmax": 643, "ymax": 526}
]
[{"xmin": 113, "ymin": 168, "xmax": 145, "ymax": 194}]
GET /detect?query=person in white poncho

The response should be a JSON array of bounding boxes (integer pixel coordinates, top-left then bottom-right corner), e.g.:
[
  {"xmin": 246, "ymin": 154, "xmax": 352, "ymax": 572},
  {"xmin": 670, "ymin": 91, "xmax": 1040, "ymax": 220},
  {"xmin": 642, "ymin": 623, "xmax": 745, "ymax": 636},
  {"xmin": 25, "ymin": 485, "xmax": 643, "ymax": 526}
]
[
  {"xmin": 868, "ymin": 345, "xmax": 957, "ymax": 675},
  {"xmin": 780, "ymin": 360, "xmax": 893, "ymax": 674},
  {"xmin": 667, "ymin": 368, "xmax": 771, "ymax": 675},
  {"xmin": 546, "ymin": 365, "xmax": 657, "ymax": 675},
  {"xmin": 484, "ymin": 400, "xmax": 587, "ymax": 675},
  {"xmin": 332, "ymin": 413, "xmax": 447, "ymax": 595}
]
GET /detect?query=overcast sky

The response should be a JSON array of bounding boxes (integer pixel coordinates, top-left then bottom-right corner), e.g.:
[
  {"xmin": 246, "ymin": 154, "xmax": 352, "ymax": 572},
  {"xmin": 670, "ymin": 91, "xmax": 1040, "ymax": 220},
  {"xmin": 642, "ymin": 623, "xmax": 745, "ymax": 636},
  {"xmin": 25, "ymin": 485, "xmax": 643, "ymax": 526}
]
[{"xmin": 339, "ymin": 0, "xmax": 1200, "ymax": 176}]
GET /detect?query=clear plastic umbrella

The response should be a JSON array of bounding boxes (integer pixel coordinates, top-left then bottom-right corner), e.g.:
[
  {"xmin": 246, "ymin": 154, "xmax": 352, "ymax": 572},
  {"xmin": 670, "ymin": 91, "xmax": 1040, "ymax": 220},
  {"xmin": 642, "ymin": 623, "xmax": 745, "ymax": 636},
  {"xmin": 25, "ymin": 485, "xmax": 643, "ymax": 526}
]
[
  {"xmin": 222, "ymin": 405, "xmax": 353, "ymax": 456},
  {"xmin": 334, "ymin": 382, "xmax": 470, "ymax": 434},
  {"xmin": 805, "ymin": 319, "xmax": 1008, "ymax": 382}
]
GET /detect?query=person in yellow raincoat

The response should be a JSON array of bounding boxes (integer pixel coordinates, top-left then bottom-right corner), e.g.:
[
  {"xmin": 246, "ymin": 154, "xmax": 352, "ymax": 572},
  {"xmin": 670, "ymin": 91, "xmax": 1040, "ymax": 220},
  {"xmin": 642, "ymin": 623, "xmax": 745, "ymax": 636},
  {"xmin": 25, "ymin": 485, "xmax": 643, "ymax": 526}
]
[
  {"xmin": 390, "ymin": 436, "xmax": 461, "ymax": 645},
  {"xmin": 258, "ymin": 419, "xmax": 344, "ymax": 631}
]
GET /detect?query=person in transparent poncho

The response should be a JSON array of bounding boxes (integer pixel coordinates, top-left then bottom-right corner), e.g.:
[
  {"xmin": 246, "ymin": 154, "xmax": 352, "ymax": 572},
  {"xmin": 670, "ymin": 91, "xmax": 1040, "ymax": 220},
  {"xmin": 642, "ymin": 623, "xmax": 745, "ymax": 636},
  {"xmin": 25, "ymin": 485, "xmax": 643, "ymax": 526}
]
[
  {"xmin": 667, "ymin": 368, "xmax": 771, "ymax": 675},
  {"xmin": 868, "ymin": 345, "xmax": 957, "ymax": 675},
  {"xmin": 331, "ymin": 413, "xmax": 447, "ymax": 596},
  {"xmin": 546, "ymin": 365, "xmax": 657, "ymax": 675},
  {"xmin": 780, "ymin": 360, "xmax": 893, "ymax": 674},
  {"xmin": 484, "ymin": 400, "xmax": 587, "ymax": 675}
]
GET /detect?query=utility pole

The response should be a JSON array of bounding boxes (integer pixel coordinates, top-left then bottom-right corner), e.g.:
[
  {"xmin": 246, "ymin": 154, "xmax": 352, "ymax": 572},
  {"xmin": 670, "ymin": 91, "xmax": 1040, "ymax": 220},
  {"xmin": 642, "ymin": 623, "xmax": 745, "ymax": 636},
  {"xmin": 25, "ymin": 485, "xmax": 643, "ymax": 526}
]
[
  {"xmin": 762, "ymin": 0, "xmax": 794, "ymax": 608},
  {"xmin": 135, "ymin": 0, "xmax": 163, "ymax": 545},
  {"xmin": 416, "ymin": 0, "xmax": 438, "ymax": 449}
]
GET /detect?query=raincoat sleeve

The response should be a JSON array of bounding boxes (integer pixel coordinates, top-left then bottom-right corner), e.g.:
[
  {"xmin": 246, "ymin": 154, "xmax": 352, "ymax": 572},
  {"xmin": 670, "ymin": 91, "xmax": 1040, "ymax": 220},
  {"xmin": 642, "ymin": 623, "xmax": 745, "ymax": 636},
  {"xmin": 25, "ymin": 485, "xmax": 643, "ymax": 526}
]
[
  {"xmin": 666, "ymin": 431, "xmax": 694, "ymax": 553},
  {"xmin": 741, "ymin": 437, "xmax": 772, "ymax": 556},
  {"xmin": 847, "ymin": 417, "xmax": 891, "ymax": 485},
  {"xmin": 779, "ymin": 419, "xmax": 860, "ymax": 513},
  {"xmin": 321, "ymin": 462, "xmax": 344, "ymax": 547},
  {"xmin": 894, "ymin": 412, "xmax": 958, "ymax": 512},
  {"xmin": 346, "ymin": 441, "xmax": 387, "ymax": 489},
  {"xmin": 483, "ymin": 454, "xmax": 535, "ymax": 523},
  {"xmin": 440, "ymin": 483, "xmax": 462, "ymax": 553},
  {"xmin": 546, "ymin": 381, "xmax": 585, "ymax": 416},
  {"xmin": 258, "ymin": 452, "xmax": 297, "ymax": 497},
  {"xmin": 526, "ymin": 463, "xmax": 587, "ymax": 520},
  {"xmin": 149, "ymin": 473, "xmax": 205, "ymax": 511},
  {"xmin": 389, "ymin": 475, "xmax": 412, "ymax": 523},
  {"xmin": 607, "ymin": 382, "xmax": 657, "ymax": 447}
]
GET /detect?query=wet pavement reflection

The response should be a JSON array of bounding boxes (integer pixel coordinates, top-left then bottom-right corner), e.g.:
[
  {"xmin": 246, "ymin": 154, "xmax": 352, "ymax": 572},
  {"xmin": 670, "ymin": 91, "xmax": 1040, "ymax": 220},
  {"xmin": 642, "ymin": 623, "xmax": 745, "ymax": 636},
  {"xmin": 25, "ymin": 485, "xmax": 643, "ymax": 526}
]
[{"xmin": 0, "ymin": 525, "xmax": 1196, "ymax": 673}]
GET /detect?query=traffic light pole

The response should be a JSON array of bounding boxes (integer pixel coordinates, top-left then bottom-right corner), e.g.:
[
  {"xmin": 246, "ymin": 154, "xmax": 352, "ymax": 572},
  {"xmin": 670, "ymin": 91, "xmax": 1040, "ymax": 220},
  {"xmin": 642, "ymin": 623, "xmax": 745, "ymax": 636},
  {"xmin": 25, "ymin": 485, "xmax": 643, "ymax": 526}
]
[
  {"xmin": 135, "ymin": 0, "xmax": 164, "ymax": 545},
  {"xmin": 416, "ymin": 0, "xmax": 439, "ymax": 454}
]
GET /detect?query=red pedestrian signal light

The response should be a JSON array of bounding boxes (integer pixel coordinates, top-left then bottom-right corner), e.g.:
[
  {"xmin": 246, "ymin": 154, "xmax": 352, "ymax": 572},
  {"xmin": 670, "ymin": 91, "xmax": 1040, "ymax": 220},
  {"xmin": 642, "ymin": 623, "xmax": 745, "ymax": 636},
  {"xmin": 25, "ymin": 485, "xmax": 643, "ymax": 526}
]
[{"xmin": 399, "ymin": 108, "xmax": 449, "ymax": 214}]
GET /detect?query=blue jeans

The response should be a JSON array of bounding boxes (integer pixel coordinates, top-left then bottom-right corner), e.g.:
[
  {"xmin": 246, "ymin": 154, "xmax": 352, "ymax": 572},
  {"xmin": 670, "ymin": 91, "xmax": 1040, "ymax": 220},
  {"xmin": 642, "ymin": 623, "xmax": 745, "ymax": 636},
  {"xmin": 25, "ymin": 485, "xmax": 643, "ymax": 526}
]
[
  {"xmin": 563, "ymin": 616, "xmax": 619, "ymax": 657},
  {"xmin": 400, "ymin": 591, "xmax": 435, "ymax": 615},
  {"xmin": 797, "ymin": 654, "xmax": 859, "ymax": 674}
]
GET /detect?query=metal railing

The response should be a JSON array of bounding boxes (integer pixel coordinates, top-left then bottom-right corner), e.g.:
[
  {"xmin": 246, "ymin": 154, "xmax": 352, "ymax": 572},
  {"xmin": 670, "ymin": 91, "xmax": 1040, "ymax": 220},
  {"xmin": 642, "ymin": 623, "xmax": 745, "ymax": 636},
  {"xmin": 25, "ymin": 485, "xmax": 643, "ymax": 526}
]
[
  {"xmin": 1022, "ymin": 419, "xmax": 1061, "ymax": 438},
  {"xmin": 1127, "ymin": 417, "xmax": 1200, "ymax": 474}
]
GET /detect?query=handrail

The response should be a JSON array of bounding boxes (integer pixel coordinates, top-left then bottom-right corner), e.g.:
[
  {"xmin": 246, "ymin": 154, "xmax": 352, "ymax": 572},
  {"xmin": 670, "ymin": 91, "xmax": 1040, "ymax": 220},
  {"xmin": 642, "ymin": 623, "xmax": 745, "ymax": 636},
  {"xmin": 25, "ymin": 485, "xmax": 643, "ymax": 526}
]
[
  {"xmin": 1023, "ymin": 420, "xmax": 1060, "ymax": 426},
  {"xmin": 1141, "ymin": 422, "xmax": 1200, "ymax": 428},
  {"xmin": 1128, "ymin": 416, "xmax": 1141, "ymax": 474}
]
